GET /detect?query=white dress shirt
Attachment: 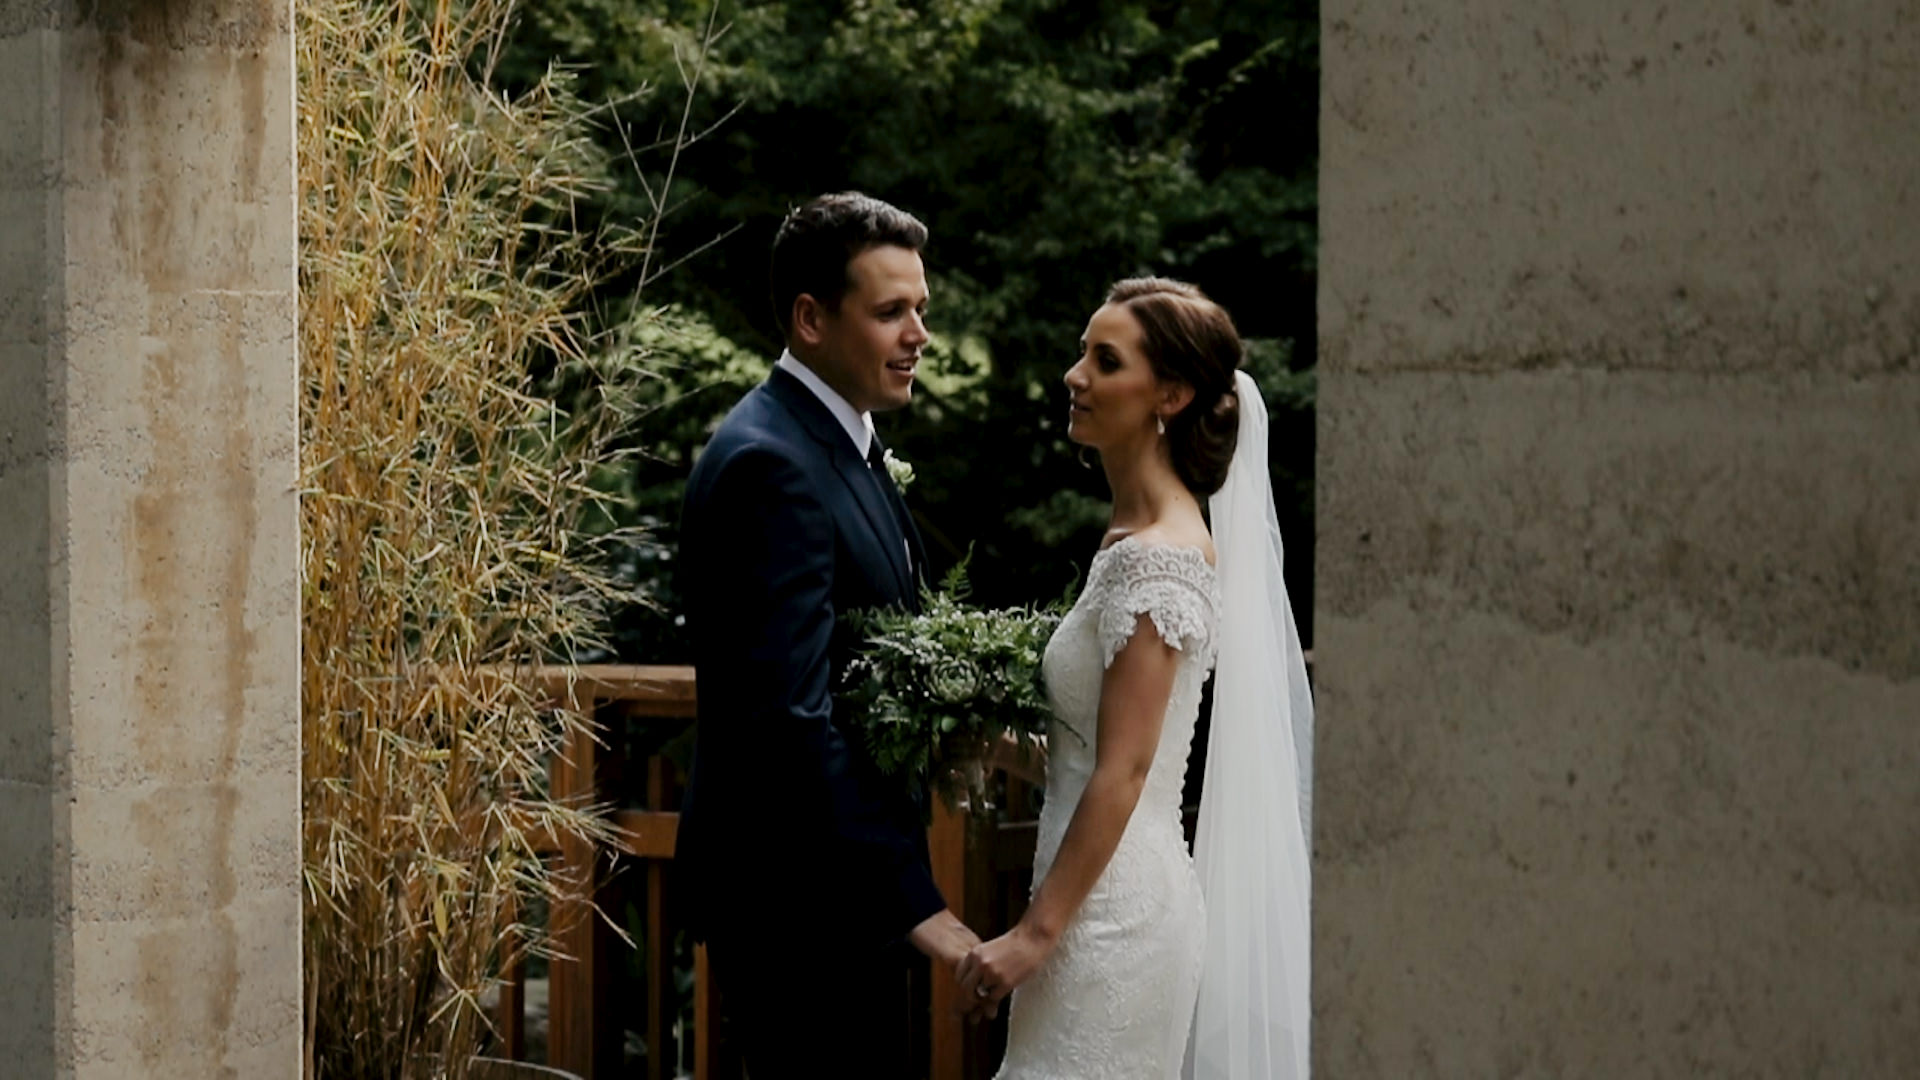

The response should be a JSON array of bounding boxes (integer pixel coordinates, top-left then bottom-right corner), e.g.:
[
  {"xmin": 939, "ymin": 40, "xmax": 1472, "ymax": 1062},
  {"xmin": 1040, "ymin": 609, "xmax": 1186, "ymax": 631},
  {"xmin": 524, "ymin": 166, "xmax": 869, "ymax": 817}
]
[
  {"xmin": 775, "ymin": 350, "xmax": 911, "ymax": 572},
  {"xmin": 777, "ymin": 350, "xmax": 875, "ymax": 460}
]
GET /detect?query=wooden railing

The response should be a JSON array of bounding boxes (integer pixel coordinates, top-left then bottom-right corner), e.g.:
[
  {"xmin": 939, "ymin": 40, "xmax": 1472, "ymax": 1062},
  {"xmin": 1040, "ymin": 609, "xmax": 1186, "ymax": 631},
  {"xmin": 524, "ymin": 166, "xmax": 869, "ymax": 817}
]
[{"xmin": 494, "ymin": 665, "xmax": 1040, "ymax": 1080}]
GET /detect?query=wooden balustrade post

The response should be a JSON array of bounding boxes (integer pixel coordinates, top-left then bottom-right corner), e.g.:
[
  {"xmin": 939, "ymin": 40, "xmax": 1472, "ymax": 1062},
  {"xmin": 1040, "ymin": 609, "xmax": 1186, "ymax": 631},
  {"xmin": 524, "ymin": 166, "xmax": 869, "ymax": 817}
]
[
  {"xmin": 928, "ymin": 800, "xmax": 965, "ymax": 1080},
  {"xmin": 694, "ymin": 943, "xmax": 719, "ymax": 1079},
  {"xmin": 646, "ymin": 757, "xmax": 673, "ymax": 1080},
  {"xmin": 929, "ymin": 798, "xmax": 1000, "ymax": 1080},
  {"xmin": 547, "ymin": 684, "xmax": 618, "ymax": 1078},
  {"xmin": 494, "ymin": 914, "xmax": 526, "ymax": 1062}
]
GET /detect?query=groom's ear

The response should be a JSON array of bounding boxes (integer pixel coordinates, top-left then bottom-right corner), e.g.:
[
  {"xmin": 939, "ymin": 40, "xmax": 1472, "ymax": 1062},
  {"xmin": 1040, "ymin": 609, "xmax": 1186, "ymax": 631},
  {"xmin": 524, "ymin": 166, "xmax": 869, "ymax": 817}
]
[{"xmin": 791, "ymin": 293, "xmax": 828, "ymax": 347}]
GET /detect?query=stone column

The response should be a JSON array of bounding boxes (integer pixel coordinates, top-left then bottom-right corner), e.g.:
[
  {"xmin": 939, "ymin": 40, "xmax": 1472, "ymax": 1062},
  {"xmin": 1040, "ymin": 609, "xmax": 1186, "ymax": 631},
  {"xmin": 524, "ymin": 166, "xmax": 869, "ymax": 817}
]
[
  {"xmin": 0, "ymin": 3, "xmax": 299, "ymax": 1077},
  {"xmin": 1316, "ymin": 2, "xmax": 1920, "ymax": 1074}
]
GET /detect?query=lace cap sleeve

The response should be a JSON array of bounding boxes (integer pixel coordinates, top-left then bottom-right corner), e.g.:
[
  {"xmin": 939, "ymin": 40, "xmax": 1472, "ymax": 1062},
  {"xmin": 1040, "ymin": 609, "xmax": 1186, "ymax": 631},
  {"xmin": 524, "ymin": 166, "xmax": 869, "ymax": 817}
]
[{"xmin": 1094, "ymin": 538, "xmax": 1220, "ymax": 670}]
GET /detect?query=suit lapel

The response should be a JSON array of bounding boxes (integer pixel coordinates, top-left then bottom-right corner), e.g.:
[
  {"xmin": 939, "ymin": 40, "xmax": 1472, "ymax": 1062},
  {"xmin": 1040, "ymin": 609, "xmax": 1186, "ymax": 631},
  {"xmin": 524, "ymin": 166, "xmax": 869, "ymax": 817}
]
[
  {"xmin": 763, "ymin": 369, "xmax": 915, "ymax": 600},
  {"xmin": 869, "ymin": 438, "xmax": 928, "ymax": 607},
  {"xmin": 839, "ymin": 450, "xmax": 916, "ymax": 601}
]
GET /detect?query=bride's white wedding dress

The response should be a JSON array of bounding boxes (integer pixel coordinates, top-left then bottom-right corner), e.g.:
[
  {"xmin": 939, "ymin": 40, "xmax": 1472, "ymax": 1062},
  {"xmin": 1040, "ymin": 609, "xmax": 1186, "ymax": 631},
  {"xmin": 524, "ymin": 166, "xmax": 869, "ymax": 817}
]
[{"xmin": 995, "ymin": 535, "xmax": 1221, "ymax": 1080}]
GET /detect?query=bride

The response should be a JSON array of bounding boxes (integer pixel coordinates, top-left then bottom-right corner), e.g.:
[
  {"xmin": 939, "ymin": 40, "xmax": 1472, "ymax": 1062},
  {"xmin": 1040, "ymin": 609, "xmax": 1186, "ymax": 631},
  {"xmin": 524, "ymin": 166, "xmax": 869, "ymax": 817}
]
[{"xmin": 957, "ymin": 278, "xmax": 1314, "ymax": 1079}]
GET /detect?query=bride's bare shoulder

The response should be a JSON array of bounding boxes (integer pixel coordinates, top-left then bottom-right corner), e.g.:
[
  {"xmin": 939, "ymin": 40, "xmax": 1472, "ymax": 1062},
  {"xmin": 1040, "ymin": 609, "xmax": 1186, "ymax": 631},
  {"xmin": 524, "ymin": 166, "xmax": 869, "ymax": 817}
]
[{"xmin": 1119, "ymin": 519, "xmax": 1216, "ymax": 567}]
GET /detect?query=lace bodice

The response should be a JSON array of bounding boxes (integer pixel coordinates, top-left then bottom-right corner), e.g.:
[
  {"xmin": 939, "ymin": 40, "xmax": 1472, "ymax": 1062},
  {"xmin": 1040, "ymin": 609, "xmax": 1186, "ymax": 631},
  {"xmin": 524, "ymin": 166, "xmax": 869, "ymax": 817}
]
[
  {"xmin": 996, "ymin": 537, "xmax": 1220, "ymax": 1080},
  {"xmin": 1033, "ymin": 536, "xmax": 1220, "ymax": 878}
]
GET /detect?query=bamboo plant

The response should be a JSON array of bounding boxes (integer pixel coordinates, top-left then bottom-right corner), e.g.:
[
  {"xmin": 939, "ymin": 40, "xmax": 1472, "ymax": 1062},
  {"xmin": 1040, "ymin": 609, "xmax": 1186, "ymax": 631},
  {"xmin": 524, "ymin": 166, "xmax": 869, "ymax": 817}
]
[{"xmin": 297, "ymin": 1, "xmax": 687, "ymax": 1074}]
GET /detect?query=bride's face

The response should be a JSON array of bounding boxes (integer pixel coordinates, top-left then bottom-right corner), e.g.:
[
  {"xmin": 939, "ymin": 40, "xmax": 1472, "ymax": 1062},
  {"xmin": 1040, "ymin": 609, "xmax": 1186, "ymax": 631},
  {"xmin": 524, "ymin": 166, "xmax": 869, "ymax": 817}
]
[{"xmin": 1064, "ymin": 303, "xmax": 1166, "ymax": 450}]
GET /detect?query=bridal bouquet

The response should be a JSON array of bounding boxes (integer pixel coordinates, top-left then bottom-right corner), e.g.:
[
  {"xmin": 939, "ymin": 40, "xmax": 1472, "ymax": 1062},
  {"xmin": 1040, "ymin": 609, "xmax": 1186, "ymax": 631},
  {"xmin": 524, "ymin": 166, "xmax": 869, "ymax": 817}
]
[{"xmin": 839, "ymin": 559, "xmax": 1063, "ymax": 814}]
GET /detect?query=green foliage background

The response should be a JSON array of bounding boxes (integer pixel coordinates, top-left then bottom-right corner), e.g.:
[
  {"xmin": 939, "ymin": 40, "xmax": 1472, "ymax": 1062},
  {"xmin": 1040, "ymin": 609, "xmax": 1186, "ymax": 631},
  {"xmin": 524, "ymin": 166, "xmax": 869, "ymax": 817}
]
[{"xmin": 496, "ymin": 0, "xmax": 1318, "ymax": 661}]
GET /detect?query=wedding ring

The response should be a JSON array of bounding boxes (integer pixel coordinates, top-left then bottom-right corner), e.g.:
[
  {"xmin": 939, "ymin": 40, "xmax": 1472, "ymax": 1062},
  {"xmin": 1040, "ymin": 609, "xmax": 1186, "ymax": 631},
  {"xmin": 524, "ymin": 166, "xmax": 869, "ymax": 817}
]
[{"xmin": 974, "ymin": 984, "xmax": 991, "ymax": 999}]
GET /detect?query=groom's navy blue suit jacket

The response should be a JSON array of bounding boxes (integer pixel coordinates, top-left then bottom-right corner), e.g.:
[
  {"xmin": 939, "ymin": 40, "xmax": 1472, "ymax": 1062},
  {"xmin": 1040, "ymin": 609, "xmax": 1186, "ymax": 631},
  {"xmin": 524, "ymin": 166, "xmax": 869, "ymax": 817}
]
[{"xmin": 676, "ymin": 366, "xmax": 944, "ymax": 951}]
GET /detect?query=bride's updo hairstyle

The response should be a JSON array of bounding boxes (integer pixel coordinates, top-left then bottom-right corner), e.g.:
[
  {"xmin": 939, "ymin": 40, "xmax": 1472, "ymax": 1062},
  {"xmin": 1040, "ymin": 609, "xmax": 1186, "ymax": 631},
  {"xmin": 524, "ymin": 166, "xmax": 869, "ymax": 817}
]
[{"xmin": 1106, "ymin": 277, "xmax": 1243, "ymax": 496}]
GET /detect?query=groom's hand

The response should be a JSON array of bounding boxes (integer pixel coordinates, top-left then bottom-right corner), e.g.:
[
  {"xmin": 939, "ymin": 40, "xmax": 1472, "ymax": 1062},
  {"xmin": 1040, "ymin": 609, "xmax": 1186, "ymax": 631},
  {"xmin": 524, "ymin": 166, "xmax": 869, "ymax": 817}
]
[
  {"xmin": 908, "ymin": 910, "xmax": 994, "ymax": 1019},
  {"xmin": 908, "ymin": 909, "xmax": 979, "ymax": 969}
]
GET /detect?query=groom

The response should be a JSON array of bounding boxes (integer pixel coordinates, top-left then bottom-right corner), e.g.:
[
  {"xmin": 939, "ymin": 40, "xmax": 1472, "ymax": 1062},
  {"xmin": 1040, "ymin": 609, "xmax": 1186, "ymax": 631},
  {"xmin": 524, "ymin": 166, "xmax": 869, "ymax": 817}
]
[{"xmin": 675, "ymin": 192, "xmax": 983, "ymax": 1075}]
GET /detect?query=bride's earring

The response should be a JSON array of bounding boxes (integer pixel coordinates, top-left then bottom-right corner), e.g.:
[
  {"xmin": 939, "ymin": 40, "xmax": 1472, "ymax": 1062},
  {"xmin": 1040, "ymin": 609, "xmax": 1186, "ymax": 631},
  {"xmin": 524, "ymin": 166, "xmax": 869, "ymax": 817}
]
[{"xmin": 1155, "ymin": 415, "xmax": 1166, "ymax": 436}]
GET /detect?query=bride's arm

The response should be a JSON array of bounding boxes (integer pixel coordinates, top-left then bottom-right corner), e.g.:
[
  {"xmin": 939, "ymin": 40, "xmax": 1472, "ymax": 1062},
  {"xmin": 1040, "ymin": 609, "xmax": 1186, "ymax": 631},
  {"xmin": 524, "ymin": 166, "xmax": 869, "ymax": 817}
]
[{"xmin": 956, "ymin": 614, "xmax": 1180, "ymax": 1009}]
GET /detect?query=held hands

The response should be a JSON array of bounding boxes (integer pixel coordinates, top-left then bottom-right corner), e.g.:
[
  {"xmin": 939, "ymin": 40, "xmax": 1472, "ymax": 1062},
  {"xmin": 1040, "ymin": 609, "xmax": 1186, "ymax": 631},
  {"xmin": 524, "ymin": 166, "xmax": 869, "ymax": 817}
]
[
  {"xmin": 909, "ymin": 909, "xmax": 1055, "ymax": 1022},
  {"xmin": 955, "ymin": 921, "xmax": 1057, "ymax": 1020},
  {"xmin": 909, "ymin": 911, "xmax": 996, "ymax": 1021}
]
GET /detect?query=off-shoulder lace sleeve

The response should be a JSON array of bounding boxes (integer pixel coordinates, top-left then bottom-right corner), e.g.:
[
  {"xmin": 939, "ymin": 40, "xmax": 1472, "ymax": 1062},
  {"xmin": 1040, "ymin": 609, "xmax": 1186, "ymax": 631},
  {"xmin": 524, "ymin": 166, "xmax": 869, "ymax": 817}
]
[{"xmin": 1094, "ymin": 539, "xmax": 1220, "ymax": 670}]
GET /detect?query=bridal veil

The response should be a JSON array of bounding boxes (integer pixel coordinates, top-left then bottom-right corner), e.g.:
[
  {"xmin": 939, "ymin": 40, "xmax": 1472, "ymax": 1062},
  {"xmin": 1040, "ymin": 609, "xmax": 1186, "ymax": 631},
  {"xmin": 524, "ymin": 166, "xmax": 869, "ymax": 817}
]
[{"xmin": 1184, "ymin": 368, "xmax": 1313, "ymax": 1080}]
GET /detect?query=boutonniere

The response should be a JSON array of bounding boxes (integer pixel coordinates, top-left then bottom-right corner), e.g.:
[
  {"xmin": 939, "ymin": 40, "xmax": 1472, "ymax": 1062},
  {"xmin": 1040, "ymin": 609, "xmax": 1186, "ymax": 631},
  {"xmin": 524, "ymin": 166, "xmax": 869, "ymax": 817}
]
[{"xmin": 882, "ymin": 447, "xmax": 915, "ymax": 491}]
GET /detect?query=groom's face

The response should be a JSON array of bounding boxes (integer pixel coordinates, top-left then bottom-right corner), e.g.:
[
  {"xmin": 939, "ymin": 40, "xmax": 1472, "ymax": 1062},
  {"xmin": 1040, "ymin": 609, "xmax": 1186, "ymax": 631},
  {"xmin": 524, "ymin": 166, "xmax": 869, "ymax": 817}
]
[{"xmin": 806, "ymin": 244, "xmax": 930, "ymax": 414}]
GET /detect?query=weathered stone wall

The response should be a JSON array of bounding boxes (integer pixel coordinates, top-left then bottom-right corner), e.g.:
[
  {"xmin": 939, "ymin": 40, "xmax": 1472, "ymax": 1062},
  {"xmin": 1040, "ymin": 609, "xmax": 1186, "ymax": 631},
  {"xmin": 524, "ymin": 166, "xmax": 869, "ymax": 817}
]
[
  {"xmin": 1316, "ymin": 2, "xmax": 1920, "ymax": 1074},
  {"xmin": 0, "ymin": 2, "xmax": 299, "ymax": 1076},
  {"xmin": 0, "ymin": 11, "xmax": 63, "ymax": 1065}
]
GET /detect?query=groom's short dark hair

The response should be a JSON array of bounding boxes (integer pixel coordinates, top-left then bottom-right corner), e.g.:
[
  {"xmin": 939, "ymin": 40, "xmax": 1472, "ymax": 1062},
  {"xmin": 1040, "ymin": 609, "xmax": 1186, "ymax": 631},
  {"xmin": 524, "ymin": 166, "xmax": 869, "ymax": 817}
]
[{"xmin": 770, "ymin": 192, "xmax": 928, "ymax": 338}]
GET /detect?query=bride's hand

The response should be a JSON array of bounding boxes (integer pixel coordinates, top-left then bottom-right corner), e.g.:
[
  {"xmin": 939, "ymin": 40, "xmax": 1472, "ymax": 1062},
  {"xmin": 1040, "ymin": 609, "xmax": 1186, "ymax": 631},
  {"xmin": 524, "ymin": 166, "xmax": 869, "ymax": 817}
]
[{"xmin": 955, "ymin": 922, "xmax": 1057, "ymax": 1017}]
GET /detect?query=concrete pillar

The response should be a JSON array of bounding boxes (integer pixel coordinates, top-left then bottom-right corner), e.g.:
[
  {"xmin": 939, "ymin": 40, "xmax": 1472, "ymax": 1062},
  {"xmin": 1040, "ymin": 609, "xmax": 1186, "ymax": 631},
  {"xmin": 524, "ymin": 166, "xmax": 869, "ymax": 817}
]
[
  {"xmin": 1317, "ymin": 2, "xmax": 1920, "ymax": 1074},
  {"xmin": 0, "ymin": 3, "xmax": 299, "ymax": 1077}
]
